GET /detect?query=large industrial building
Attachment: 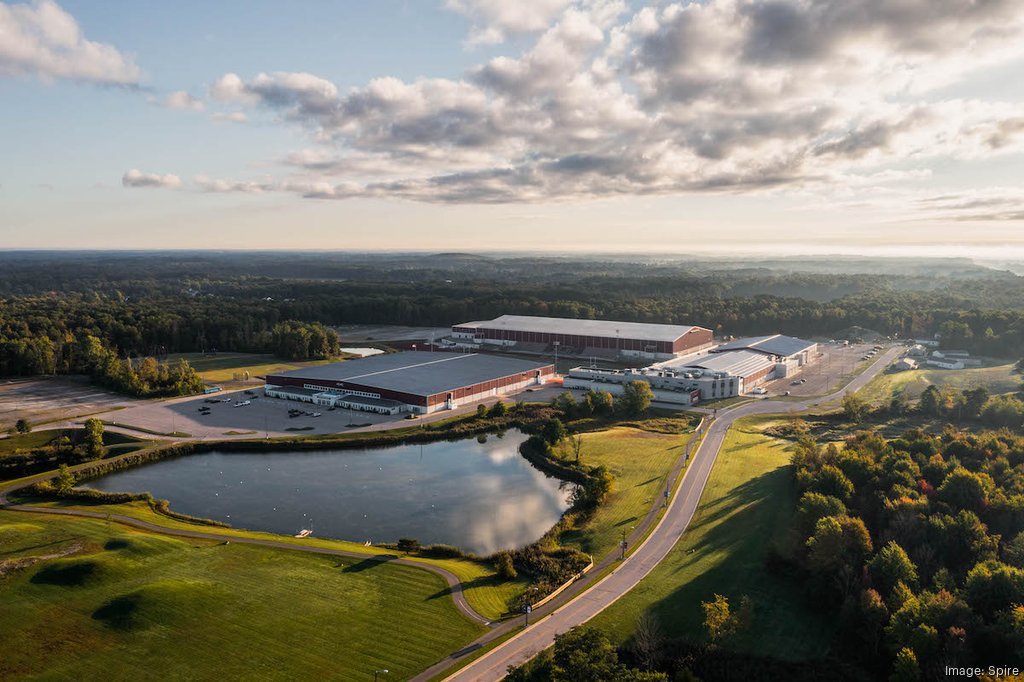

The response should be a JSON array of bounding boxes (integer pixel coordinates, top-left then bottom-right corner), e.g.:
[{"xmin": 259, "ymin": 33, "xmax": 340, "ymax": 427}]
[
  {"xmin": 564, "ymin": 333, "xmax": 819, "ymax": 403},
  {"xmin": 450, "ymin": 315, "xmax": 713, "ymax": 361},
  {"xmin": 565, "ymin": 349, "xmax": 777, "ymax": 404},
  {"xmin": 264, "ymin": 352, "xmax": 554, "ymax": 414},
  {"xmin": 711, "ymin": 334, "xmax": 818, "ymax": 377}
]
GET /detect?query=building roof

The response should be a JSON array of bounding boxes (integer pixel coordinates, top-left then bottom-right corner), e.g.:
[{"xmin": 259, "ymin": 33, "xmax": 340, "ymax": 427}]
[
  {"xmin": 712, "ymin": 334, "xmax": 816, "ymax": 358},
  {"xmin": 672, "ymin": 350, "xmax": 775, "ymax": 378},
  {"xmin": 453, "ymin": 314, "xmax": 703, "ymax": 343},
  {"xmin": 266, "ymin": 351, "xmax": 551, "ymax": 398}
]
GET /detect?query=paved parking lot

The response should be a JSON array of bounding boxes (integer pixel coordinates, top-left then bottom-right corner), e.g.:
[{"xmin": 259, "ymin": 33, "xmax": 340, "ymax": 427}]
[
  {"xmin": 759, "ymin": 342, "xmax": 879, "ymax": 398},
  {"xmin": 0, "ymin": 379, "xmax": 133, "ymax": 431}
]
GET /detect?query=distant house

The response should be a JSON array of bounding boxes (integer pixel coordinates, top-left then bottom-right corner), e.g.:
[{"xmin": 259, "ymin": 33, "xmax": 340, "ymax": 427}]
[
  {"xmin": 906, "ymin": 344, "xmax": 928, "ymax": 357},
  {"xmin": 926, "ymin": 356, "xmax": 965, "ymax": 370},
  {"xmin": 892, "ymin": 358, "xmax": 918, "ymax": 372}
]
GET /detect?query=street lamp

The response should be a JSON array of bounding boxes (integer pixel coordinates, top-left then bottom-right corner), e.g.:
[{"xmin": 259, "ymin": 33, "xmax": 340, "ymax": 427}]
[
  {"xmin": 620, "ymin": 526, "xmax": 634, "ymax": 560},
  {"xmin": 374, "ymin": 670, "xmax": 389, "ymax": 682}
]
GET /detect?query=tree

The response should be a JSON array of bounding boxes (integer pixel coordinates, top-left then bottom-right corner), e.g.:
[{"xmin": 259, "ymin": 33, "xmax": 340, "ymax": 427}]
[
  {"xmin": 396, "ymin": 537, "xmax": 419, "ymax": 554},
  {"xmin": 964, "ymin": 560, "xmax": 1024, "ymax": 620},
  {"xmin": 14, "ymin": 418, "xmax": 31, "ymax": 434},
  {"xmin": 617, "ymin": 380, "xmax": 654, "ymax": 418},
  {"xmin": 494, "ymin": 551, "xmax": 517, "ymax": 580},
  {"xmin": 489, "ymin": 400, "xmax": 508, "ymax": 418},
  {"xmin": 811, "ymin": 464, "xmax": 855, "ymax": 501},
  {"xmin": 843, "ymin": 392, "xmax": 870, "ymax": 423},
  {"xmin": 554, "ymin": 391, "xmax": 577, "ymax": 417},
  {"xmin": 938, "ymin": 467, "xmax": 990, "ymax": 513},
  {"xmin": 475, "ymin": 403, "xmax": 488, "ymax": 418},
  {"xmin": 919, "ymin": 385, "xmax": 943, "ymax": 418},
  {"xmin": 587, "ymin": 389, "xmax": 614, "ymax": 415},
  {"xmin": 549, "ymin": 627, "xmax": 619, "ymax": 682},
  {"xmin": 630, "ymin": 612, "xmax": 663, "ymax": 672},
  {"xmin": 701, "ymin": 593, "xmax": 751, "ymax": 645},
  {"xmin": 55, "ymin": 464, "xmax": 76, "ymax": 494},
  {"xmin": 869, "ymin": 542, "xmax": 919, "ymax": 596},
  {"xmin": 962, "ymin": 387, "xmax": 990, "ymax": 420},
  {"xmin": 542, "ymin": 418, "xmax": 568, "ymax": 446},
  {"xmin": 82, "ymin": 418, "xmax": 106, "ymax": 459},
  {"xmin": 890, "ymin": 647, "xmax": 920, "ymax": 682},
  {"xmin": 807, "ymin": 515, "xmax": 873, "ymax": 596},
  {"xmin": 570, "ymin": 433, "xmax": 583, "ymax": 464},
  {"xmin": 796, "ymin": 491, "xmax": 847, "ymax": 539}
]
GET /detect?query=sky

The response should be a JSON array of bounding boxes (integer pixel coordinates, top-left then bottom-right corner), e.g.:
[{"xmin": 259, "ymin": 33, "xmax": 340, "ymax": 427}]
[{"xmin": 2, "ymin": 0, "xmax": 1024, "ymax": 254}]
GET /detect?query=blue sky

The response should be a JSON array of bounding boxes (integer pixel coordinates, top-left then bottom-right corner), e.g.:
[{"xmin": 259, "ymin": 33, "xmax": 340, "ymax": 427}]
[{"xmin": 2, "ymin": 0, "xmax": 1024, "ymax": 254}]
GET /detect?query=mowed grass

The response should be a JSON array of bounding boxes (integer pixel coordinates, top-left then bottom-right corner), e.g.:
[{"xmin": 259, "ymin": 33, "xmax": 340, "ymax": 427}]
[
  {"xmin": 588, "ymin": 416, "xmax": 834, "ymax": 661},
  {"xmin": 166, "ymin": 352, "xmax": 344, "ymax": 384},
  {"xmin": 859, "ymin": 363, "xmax": 1020, "ymax": 405},
  {"xmin": 559, "ymin": 426, "xmax": 691, "ymax": 560},
  {"xmin": 12, "ymin": 498, "xmax": 517, "ymax": 622},
  {"xmin": 0, "ymin": 511, "xmax": 484, "ymax": 681}
]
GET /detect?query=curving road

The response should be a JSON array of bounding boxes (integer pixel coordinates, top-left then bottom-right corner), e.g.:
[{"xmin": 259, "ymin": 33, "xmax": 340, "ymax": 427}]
[{"xmin": 438, "ymin": 346, "xmax": 902, "ymax": 681}]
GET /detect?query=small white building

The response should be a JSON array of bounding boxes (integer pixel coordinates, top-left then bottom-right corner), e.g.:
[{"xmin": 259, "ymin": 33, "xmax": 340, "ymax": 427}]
[{"xmin": 892, "ymin": 358, "xmax": 918, "ymax": 372}]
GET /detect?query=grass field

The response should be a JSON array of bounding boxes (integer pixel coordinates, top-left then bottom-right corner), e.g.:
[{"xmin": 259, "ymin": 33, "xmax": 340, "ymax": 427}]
[
  {"xmin": 1, "ymin": 429, "xmax": 154, "ymax": 461},
  {"xmin": 0, "ymin": 511, "xmax": 484, "ymax": 680},
  {"xmin": 558, "ymin": 426, "xmax": 690, "ymax": 560},
  {"xmin": 10, "ymin": 497, "xmax": 516, "ymax": 622},
  {"xmin": 588, "ymin": 416, "xmax": 834, "ymax": 661},
  {"xmin": 858, "ymin": 363, "xmax": 1020, "ymax": 405},
  {"xmin": 166, "ymin": 352, "xmax": 346, "ymax": 384}
]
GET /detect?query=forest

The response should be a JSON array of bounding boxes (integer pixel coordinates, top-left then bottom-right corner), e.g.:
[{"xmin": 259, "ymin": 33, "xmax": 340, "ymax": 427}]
[{"xmin": 0, "ymin": 252, "xmax": 1021, "ymax": 387}]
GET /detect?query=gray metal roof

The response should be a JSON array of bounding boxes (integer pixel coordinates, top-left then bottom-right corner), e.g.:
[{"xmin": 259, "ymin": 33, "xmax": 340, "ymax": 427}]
[
  {"xmin": 674, "ymin": 350, "xmax": 774, "ymax": 377},
  {"xmin": 712, "ymin": 334, "xmax": 816, "ymax": 358},
  {"xmin": 454, "ymin": 315, "xmax": 703, "ymax": 343},
  {"xmin": 266, "ymin": 351, "xmax": 551, "ymax": 397}
]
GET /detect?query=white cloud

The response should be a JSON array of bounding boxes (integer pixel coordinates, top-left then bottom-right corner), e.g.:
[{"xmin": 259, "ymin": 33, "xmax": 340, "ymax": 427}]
[
  {"xmin": 0, "ymin": 0, "xmax": 140, "ymax": 84},
  {"xmin": 210, "ymin": 111, "xmax": 247, "ymax": 124},
  {"xmin": 122, "ymin": 169, "xmax": 182, "ymax": 189},
  {"xmin": 445, "ymin": 0, "xmax": 574, "ymax": 45},
  {"xmin": 143, "ymin": 0, "xmax": 1024, "ymax": 210},
  {"xmin": 163, "ymin": 90, "xmax": 204, "ymax": 111}
]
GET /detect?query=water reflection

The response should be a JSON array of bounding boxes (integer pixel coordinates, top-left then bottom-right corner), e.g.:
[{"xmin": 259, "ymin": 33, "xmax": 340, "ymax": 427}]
[{"xmin": 84, "ymin": 430, "xmax": 571, "ymax": 555}]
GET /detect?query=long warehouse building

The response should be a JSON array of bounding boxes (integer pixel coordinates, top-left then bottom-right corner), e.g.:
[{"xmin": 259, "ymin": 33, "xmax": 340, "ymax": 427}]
[
  {"xmin": 265, "ymin": 351, "xmax": 554, "ymax": 415},
  {"xmin": 451, "ymin": 315, "xmax": 713, "ymax": 360}
]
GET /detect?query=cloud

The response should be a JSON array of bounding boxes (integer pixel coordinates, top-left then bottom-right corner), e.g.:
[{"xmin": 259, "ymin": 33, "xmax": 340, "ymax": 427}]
[
  {"xmin": 210, "ymin": 111, "xmax": 247, "ymax": 124},
  {"xmin": 0, "ymin": 0, "xmax": 140, "ymax": 84},
  {"xmin": 162, "ymin": 90, "xmax": 204, "ymax": 111},
  {"xmin": 142, "ymin": 0, "xmax": 1024, "ymax": 209},
  {"xmin": 122, "ymin": 169, "xmax": 182, "ymax": 189},
  {"xmin": 445, "ymin": 0, "xmax": 574, "ymax": 45}
]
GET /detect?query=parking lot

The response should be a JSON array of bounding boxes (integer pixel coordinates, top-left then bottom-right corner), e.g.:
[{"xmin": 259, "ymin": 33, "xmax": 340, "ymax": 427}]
[
  {"xmin": 0, "ymin": 379, "xmax": 133, "ymax": 431},
  {"xmin": 758, "ymin": 342, "xmax": 880, "ymax": 398}
]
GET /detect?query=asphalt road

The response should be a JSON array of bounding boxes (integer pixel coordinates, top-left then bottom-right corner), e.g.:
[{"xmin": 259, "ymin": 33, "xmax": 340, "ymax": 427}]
[{"xmin": 438, "ymin": 345, "xmax": 903, "ymax": 681}]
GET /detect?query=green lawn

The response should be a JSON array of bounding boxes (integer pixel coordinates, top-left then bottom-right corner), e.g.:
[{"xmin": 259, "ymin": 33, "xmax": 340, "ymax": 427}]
[
  {"xmin": 0, "ymin": 511, "xmax": 484, "ymax": 681},
  {"xmin": 11, "ymin": 497, "xmax": 516, "ymax": 622},
  {"xmin": 558, "ymin": 426, "xmax": 690, "ymax": 560},
  {"xmin": 858, "ymin": 363, "xmax": 1020, "ymax": 405},
  {"xmin": 588, "ymin": 416, "xmax": 834, "ymax": 661},
  {"xmin": 167, "ymin": 352, "xmax": 344, "ymax": 384}
]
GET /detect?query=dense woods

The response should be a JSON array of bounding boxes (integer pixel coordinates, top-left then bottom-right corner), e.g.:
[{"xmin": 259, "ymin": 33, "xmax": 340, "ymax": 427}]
[{"xmin": 785, "ymin": 428, "xmax": 1024, "ymax": 680}]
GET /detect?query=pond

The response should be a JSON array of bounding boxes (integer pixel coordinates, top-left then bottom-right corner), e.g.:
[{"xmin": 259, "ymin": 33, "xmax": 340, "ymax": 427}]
[{"xmin": 83, "ymin": 430, "xmax": 571, "ymax": 555}]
